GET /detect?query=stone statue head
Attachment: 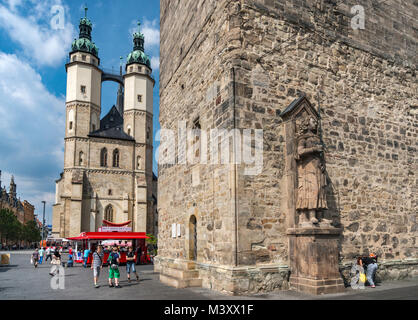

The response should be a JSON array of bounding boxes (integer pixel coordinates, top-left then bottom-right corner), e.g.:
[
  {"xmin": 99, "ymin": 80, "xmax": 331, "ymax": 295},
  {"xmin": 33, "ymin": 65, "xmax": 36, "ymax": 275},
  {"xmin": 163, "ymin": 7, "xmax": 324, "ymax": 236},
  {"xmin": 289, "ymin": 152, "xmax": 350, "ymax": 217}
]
[{"xmin": 297, "ymin": 115, "xmax": 318, "ymax": 136}]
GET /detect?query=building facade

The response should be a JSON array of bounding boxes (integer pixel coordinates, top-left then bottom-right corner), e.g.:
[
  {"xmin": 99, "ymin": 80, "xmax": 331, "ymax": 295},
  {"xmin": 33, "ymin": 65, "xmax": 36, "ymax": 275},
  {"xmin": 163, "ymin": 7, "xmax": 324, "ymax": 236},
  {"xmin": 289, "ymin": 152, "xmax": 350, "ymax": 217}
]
[
  {"xmin": 155, "ymin": 0, "xmax": 417, "ymax": 294},
  {"xmin": 0, "ymin": 172, "xmax": 35, "ymax": 225},
  {"xmin": 52, "ymin": 12, "xmax": 157, "ymax": 238}
]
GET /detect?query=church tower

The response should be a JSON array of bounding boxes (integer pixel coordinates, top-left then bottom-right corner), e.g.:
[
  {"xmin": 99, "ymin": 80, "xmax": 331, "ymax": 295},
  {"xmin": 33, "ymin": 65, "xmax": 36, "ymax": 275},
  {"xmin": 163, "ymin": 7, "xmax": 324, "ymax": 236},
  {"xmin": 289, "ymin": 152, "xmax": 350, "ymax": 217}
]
[
  {"xmin": 123, "ymin": 22, "xmax": 155, "ymax": 232},
  {"xmin": 64, "ymin": 7, "xmax": 102, "ymax": 169}
]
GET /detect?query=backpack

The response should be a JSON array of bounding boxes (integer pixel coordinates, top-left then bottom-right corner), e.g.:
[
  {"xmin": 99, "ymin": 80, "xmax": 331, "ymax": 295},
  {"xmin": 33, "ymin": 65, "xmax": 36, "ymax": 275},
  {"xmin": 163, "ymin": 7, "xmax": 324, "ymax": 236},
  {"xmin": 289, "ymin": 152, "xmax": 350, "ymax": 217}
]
[{"xmin": 109, "ymin": 253, "xmax": 119, "ymax": 269}]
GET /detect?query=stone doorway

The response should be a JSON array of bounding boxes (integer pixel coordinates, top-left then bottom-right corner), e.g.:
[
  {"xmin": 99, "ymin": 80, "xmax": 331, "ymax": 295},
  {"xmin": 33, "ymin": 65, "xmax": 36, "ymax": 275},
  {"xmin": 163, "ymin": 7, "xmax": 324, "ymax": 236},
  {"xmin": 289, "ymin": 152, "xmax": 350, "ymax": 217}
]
[{"xmin": 189, "ymin": 215, "xmax": 197, "ymax": 261}]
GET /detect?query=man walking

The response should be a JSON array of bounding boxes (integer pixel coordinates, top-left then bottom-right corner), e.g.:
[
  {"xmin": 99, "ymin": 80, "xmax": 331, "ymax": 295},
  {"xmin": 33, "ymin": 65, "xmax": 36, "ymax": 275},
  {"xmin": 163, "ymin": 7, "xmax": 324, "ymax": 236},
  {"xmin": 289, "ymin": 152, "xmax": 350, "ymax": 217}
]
[
  {"xmin": 32, "ymin": 249, "xmax": 39, "ymax": 268},
  {"xmin": 38, "ymin": 247, "xmax": 45, "ymax": 264},
  {"xmin": 45, "ymin": 247, "xmax": 52, "ymax": 263},
  {"xmin": 83, "ymin": 247, "xmax": 90, "ymax": 268},
  {"xmin": 107, "ymin": 245, "xmax": 121, "ymax": 288},
  {"xmin": 91, "ymin": 246, "xmax": 104, "ymax": 288},
  {"xmin": 126, "ymin": 246, "xmax": 139, "ymax": 283}
]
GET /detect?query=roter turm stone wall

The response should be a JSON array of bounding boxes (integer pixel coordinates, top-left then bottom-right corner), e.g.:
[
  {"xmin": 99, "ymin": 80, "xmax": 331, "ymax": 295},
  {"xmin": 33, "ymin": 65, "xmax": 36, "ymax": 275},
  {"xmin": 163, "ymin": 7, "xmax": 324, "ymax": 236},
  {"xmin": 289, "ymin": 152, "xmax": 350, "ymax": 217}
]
[{"xmin": 156, "ymin": 0, "xmax": 418, "ymax": 295}]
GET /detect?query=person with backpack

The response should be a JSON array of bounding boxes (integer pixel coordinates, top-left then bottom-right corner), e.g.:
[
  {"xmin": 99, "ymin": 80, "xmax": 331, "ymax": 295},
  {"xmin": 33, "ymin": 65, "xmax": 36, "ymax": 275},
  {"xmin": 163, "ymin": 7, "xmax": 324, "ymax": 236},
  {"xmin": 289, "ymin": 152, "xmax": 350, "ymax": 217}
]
[
  {"xmin": 126, "ymin": 246, "xmax": 139, "ymax": 283},
  {"xmin": 91, "ymin": 245, "xmax": 104, "ymax": 288},
  {"xmin": 107, "ymin": 245, "xmax": 121, "ymax": 288},
  {"xmin": 360, "ymin": 253, "xmax": 378, "ymax": 288}
]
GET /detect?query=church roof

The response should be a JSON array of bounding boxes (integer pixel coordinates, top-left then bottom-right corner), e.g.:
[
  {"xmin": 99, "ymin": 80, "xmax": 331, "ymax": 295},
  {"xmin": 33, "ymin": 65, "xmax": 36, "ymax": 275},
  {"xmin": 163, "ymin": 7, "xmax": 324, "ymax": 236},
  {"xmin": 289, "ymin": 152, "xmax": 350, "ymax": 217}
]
[{"xmin": 88, "ymin": 106, "xmax": 134, "ymax": 141}]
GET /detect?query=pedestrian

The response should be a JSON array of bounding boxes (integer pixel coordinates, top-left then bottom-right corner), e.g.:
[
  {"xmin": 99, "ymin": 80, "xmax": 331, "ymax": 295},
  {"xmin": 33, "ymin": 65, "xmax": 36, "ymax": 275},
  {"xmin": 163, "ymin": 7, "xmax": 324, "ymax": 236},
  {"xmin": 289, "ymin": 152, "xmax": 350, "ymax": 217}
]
[
  {"xmin": 49, "ymin": 249, "xmax": 62, "ymax": 276},
  {"xmin": 126, "ymin": 246, "xmax": 139, "ymax": 283},
  {"xmin": 91, "ymin": 246, "xmax": 104, "ymax": 288},
  {"xmin": 67, "ymin": 253, "xmax": 74, "ymax": 267},
  {"xmin": 38, "ymin": 247, "xmax": 45, "ymax": 264},
  {"xmin": 45, "ymin": 247, "xmax": 52, "ymax": 263},
  {"xmin": 68, "ymin": 246, "xmax": 73, "ymax": 256},
  {"xmin": 107, "ymin": 245, "xmax": 121, "ymax": 288},
  {"xmin": 83, "ymin": 247, "xmax": 90, "ymax": 268},
  {"xmin": 32, "ymin": 249, "xmax": 39, "ymax": 268}
]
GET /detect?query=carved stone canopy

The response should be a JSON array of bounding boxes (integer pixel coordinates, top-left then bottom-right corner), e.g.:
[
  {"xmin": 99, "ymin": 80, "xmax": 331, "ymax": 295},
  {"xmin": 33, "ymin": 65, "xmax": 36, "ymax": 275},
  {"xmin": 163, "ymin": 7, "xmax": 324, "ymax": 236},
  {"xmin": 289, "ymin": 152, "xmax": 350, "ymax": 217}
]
[{"xmin": 279, "ymin": 94, "xmax": 319, "ymax": 122}]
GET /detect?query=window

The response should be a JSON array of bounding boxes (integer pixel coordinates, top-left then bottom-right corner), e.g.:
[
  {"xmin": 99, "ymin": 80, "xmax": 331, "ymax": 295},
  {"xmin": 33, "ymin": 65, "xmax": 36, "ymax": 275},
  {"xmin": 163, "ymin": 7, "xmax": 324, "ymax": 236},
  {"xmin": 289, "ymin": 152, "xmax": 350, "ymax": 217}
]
[
  {"xmin": 113, "ymin": 149, "xmax": 120, "ymax": 168},
  {"xmin": 82, "ymin": 55, "xmax": 86, "ymax": 61},
  {"xmin": 81, "ymin": 85, "xmax": 86, "ymax": 94},
  {"xmin": 79, "ymin": 151, "xmax": 84, "ymax": 166},
  {"xmin": 147, "ymin": 127, "xmax": 150, "ymax": 141},
  {"xmin": 138, "ymin": 66, "xmax": 142, "ymax": 72},
  {"xmin": 72, "ymin": 56, "xmax": 76, "ymax": 62},
  {"xmin": 137, "ymin": 95, "xmax": 142, "ymax": 103},
  {"xmin": 104, "ymin": 205, "xmax": 113, "ymax": 222},
  {"xmin": 92, "ymin": 124, "xmax": 96, "ymax": 132},
  {"xmin": 69, "ymin": 121, "xmax": 73, "ymax": 130},
  {"xmin": 108, "ymin": 189, "xmax": 112, "ymax": 196},
  {"xmin": 127, "ymin": 128, "xmax": 131, "ymax": 136},
  {"xmin": 130, "ymin": 66, "xmax": 133, "ymax": 72},
  {"xmin": 100, "ymin": 148, "xmax": 108, "ymax": 167}
]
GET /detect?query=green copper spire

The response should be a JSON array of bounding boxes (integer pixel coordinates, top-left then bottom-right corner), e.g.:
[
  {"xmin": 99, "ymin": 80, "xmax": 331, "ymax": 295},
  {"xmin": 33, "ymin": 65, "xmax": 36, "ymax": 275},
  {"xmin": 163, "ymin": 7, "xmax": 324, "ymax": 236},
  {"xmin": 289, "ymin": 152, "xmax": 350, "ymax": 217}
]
[
  {"xmin": 71, "ymin": 5, "xmax": 99, "ymax": 58},
  {"xmin": 126, "ymin": 20, "xmax": 151, "ymax": 69}
]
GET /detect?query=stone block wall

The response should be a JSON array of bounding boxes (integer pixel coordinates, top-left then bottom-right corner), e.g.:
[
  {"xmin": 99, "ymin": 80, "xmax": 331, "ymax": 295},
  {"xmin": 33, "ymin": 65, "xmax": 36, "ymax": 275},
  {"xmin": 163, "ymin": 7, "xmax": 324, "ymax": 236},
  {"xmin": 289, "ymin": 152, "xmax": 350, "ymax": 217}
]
[{"xmin": 158, "ymin": 0, "xmax": 417, "ymax": 292}]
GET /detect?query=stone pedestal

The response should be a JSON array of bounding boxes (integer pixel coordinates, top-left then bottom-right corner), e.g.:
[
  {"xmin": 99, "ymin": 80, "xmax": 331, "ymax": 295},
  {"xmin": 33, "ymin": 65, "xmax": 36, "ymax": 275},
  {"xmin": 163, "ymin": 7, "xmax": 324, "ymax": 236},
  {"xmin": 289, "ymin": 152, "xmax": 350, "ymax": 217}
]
[{"xmin": 288, "ymin": 227, "xmax": 345, "ymax": 295}]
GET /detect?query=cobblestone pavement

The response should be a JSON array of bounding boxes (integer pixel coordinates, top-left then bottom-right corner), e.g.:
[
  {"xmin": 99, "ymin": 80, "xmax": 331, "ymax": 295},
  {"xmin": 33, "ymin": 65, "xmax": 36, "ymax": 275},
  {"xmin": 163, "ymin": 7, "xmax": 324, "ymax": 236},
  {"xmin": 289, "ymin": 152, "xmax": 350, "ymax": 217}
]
[{"xmin": 1, "ymin": 252, "xmax": 417, "ymax": 300}]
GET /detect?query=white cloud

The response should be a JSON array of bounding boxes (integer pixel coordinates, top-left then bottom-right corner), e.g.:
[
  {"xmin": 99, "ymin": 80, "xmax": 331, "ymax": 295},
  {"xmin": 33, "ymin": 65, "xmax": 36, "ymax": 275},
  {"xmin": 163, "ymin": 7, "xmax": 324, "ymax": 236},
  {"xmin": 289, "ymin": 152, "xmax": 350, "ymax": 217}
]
[
  {"xmin": 0, "ymin": 52, "xmax": 65, "ymax": 222},
  {"xmin": 0, "ymin": 1, "xmax": 75, "ymax": 67},
  {"xmin": 151, "ymin": 56, "xmax": 160, "ymax": 70}
]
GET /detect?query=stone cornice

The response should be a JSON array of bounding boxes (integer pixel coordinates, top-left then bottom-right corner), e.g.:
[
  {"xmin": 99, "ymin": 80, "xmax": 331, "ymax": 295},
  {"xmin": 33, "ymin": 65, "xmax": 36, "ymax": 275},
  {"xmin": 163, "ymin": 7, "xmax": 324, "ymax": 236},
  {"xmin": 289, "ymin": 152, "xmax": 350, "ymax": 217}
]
[
  {"xmin": 66, "ymin": 101, "xmax": 101, "ymax": 110},
  {"xmin": 123, "ymin": 109, "xmax": 153, "ymax": 118}
]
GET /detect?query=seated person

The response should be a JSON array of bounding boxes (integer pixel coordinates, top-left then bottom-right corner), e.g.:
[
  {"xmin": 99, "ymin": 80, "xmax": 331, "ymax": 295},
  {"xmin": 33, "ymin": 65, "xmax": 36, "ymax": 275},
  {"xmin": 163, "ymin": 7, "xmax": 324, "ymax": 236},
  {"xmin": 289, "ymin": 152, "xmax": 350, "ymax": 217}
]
[
  {"xmin": 67, "ymin": 254, "xmax": 74, "ymax": 267},
  {"xmin": 359, "ymin": 253, "xmax": 378, "ymax": 288}
]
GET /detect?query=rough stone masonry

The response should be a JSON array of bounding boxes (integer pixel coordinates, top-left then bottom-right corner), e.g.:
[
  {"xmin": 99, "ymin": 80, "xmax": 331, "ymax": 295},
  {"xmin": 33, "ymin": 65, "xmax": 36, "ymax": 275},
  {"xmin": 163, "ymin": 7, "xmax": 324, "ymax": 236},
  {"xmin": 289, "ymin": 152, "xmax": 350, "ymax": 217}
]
[{"xmin": 156, "ymin": 0, "xmax": 417, "ymax": 295}]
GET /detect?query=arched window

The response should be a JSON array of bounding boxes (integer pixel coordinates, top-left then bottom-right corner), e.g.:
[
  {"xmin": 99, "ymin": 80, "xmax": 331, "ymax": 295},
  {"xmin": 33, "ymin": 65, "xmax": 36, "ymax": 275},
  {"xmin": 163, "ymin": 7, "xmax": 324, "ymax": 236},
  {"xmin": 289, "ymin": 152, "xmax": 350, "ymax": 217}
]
[
  {"xmin": 79, "ymin": 151, "xmax": 84, "ymax": 166},
  {"xmin": 100, "ymin": 148, "xmax": 108, "ymax": 167},
  {"xmin": 127, "ymin": 125, "xmax": 132, "ymax": 136},
  {"xmin": 147, "ymin": 127, "xmax": 150, "ymax": 141},
  {"xmin": 113, "ymin": 149, "xmax": 120, "ymax": 168},
  {"xmin": 104, "ymin": 205, "xmax": 113, "ymax": 222}
]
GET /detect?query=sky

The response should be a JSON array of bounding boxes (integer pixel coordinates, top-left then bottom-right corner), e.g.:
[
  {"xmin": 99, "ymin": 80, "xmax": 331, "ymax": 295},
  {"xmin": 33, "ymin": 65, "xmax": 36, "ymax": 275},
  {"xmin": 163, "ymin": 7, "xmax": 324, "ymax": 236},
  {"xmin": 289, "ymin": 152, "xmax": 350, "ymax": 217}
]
[{"xmin": 0, "ymin": 0, "xmax": 160, "ymax": 225}]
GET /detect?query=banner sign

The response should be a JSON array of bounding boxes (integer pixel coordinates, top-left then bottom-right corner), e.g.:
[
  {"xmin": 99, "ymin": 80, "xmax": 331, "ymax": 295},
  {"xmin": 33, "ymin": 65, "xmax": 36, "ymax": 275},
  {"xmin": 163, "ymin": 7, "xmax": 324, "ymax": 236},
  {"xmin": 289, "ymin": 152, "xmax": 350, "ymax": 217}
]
[{"xmin": 98, "ymin": 226, "xmax": 132, "ymax": 232}]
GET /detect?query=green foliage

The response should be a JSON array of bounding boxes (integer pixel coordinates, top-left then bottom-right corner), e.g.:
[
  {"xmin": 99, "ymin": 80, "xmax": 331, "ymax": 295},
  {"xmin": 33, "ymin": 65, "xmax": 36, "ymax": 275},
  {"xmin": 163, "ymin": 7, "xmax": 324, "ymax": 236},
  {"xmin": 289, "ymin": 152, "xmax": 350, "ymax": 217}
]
[
  {"xmin": 146, "ymin": 233, "xmax": 158, "ymax": 255},
  {"xmin": 0, "ymin": 209, "xmax": 40, "ymax": 244}
]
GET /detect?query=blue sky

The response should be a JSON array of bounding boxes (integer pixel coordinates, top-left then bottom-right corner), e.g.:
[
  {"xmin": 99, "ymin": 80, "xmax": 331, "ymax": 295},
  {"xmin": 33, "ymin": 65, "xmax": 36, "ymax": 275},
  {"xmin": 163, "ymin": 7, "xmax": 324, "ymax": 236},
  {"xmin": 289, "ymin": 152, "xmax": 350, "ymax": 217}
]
[{"xmin": 0, "ymin": 0, "xmax": 160, "ymax": 225}]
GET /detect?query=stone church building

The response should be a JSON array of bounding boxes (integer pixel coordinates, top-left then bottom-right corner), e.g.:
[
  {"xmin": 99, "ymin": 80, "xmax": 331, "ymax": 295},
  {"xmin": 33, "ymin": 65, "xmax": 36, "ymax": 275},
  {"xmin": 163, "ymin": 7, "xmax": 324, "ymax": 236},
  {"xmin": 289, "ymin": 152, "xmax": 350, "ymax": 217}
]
[
  {"xmin": 52, "ymin": 12, "xmax": 157, "ymax": 238},
  {"xmin": 155, "ymin": 0, "xmax": 417, "ymax": 294}
]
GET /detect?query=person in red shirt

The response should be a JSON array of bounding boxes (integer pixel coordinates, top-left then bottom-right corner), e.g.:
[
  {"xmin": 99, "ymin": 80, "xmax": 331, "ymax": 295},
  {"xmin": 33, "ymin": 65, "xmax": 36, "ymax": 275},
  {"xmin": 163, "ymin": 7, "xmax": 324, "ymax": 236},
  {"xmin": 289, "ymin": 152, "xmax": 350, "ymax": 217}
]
[{"xmin": 68, "ymin": 246, "xmax": 73, "ymax": 256}]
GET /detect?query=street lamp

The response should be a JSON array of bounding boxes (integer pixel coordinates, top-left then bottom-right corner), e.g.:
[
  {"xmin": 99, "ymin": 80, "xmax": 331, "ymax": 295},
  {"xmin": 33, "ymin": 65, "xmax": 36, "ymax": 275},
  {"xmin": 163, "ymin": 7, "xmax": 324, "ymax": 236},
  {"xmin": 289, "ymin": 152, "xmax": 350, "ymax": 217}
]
[{"xmin": 42, "ymin": 201, "xmax": 46, "ymax": 241}]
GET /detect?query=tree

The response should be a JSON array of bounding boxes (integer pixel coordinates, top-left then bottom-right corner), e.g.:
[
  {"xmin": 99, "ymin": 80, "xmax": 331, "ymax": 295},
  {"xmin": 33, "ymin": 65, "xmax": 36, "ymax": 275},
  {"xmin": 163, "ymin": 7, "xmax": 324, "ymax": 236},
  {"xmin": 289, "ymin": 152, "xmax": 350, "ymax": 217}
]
[
  {"xmin": 146, "ymin": 233, "xmax": 158, "ymax": 255},
  {"xmin": 0, "ymin": 209, "xmax": 21, "ymax": 245},
  {"xmin": 22, "ymin": 220, "xmax": 41, "ymax": 243}
]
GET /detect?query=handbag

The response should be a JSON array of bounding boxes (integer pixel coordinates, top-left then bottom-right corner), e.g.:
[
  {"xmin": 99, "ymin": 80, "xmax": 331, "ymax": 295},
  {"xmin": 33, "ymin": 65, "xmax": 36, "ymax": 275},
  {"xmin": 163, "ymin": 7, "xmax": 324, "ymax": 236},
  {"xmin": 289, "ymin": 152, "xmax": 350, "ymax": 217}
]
[{"xmin": 359, "ymin": 272, "xmax": 367, "ymax": 283}]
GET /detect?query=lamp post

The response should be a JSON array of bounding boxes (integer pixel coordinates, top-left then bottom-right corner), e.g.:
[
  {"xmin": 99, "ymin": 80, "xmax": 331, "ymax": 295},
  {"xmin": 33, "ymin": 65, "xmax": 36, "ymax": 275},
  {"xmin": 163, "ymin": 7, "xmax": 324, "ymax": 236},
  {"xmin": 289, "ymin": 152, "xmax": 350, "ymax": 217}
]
[{"xmin": 42, "ymin": 201, "xmax": 46, "ymax": 241}]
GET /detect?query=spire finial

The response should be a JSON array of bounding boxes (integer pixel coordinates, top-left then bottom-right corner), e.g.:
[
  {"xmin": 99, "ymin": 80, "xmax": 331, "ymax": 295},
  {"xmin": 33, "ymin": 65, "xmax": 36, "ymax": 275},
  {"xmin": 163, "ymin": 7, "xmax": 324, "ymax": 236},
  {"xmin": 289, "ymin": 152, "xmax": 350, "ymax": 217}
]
[
  {"xmin": 84, "ymin": 4, "xmax": 88, "ymax": 18},
  {"xmin": 137, "ymin": 20, "xmax": 141, "ymax": 33}
]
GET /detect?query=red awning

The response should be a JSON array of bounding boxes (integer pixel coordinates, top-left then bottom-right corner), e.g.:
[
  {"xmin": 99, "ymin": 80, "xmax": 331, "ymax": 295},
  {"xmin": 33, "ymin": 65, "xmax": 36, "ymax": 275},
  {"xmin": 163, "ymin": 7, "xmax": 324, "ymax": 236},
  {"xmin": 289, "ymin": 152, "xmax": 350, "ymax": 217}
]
[
  {"xmin": 67, "ymin": 232, "xmax": 149, "ymax": 241},
  {"xmin": 102, "ymin": 220, "xmax": 132, "ymax": 227}
]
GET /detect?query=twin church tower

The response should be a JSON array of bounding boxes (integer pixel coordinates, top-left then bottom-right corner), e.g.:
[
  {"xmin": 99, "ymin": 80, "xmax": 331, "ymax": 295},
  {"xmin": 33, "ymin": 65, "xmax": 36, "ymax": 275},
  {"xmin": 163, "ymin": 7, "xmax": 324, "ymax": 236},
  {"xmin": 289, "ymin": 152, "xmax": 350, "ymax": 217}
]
[{"xmin": 52, "ymin": 9, "xmax": 157, "ymax": 238}]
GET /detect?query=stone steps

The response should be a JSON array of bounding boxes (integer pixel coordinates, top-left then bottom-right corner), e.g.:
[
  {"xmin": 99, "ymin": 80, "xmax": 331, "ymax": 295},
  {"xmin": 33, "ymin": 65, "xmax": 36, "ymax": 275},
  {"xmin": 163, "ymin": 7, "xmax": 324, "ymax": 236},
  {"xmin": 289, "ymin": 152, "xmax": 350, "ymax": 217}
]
[
  {"xmin": 162, "ymin": 266, "xmax": 199, "ymax": 280},
  {"xmin": 160, "ymin": 274, "xmax": 203, "ymax": 289},
  {"xmin": 159, "ymin": 259, "xmax": 202, "ymax": 289}
]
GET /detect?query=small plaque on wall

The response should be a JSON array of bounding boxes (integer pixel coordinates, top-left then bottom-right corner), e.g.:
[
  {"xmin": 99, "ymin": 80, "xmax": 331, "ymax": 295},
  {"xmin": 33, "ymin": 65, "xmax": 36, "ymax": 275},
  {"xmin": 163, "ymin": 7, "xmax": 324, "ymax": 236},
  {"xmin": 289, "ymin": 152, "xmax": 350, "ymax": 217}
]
[{"xmin": 172, "ymin": 224, "xmax": 176, "ymax": 238}]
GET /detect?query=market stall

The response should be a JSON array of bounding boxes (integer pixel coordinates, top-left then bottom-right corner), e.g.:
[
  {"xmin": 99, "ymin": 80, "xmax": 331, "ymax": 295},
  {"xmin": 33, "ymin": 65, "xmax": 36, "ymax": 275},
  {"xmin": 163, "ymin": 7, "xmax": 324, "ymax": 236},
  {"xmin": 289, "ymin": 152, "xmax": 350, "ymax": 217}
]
[{"xmin": 67, "ymin": 220, "xmax": 150, "ymax": 266}]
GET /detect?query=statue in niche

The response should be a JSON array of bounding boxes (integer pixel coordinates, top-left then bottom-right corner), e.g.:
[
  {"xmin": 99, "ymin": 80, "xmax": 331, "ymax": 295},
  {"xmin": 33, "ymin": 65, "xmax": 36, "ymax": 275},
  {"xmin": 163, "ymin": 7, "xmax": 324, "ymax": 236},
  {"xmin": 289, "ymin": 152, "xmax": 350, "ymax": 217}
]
[{"xmin": 295, "ymin": 115, "xmax": 330, "ymax": 227}]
